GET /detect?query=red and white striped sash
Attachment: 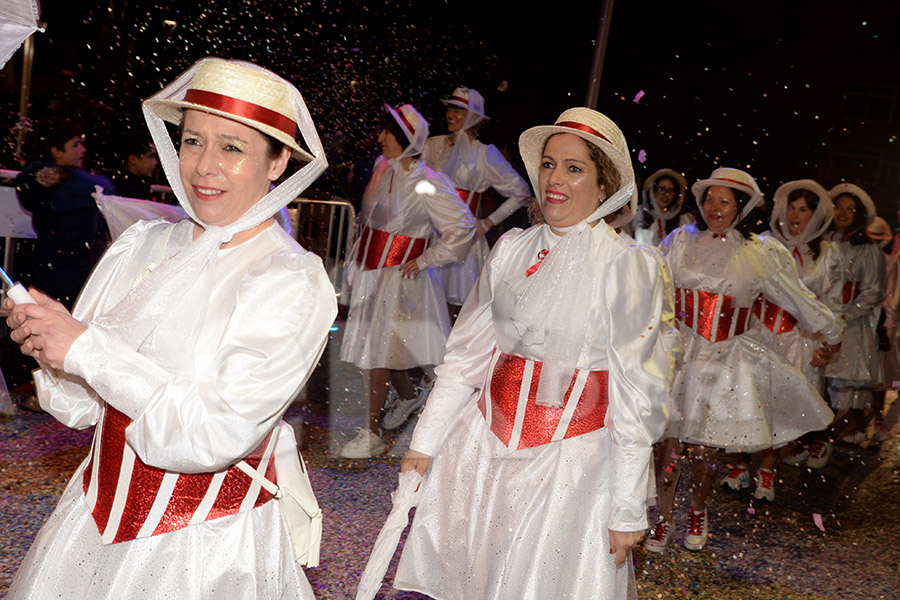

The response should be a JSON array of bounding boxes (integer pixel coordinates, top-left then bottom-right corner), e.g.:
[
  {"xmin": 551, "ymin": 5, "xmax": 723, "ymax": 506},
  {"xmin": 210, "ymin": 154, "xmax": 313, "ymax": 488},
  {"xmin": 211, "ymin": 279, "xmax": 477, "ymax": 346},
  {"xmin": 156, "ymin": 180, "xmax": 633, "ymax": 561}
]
[
  {"xmin": 354, "ymin": 224, "xmax": 430, "ymax": 272},
  {"xmin": 752, "ymin": 295, "xmax": 798, "ymax": 334},
  {"xmin": 477, "ymin": 349, "xmax": 608, "ymax": 450},
  {"xmin": 675, "ymin": 287, "xmax": 753, "ymax": 342},
  {"xmin": 842, "ymin": 281, "xmax": 861, "ymax": 305},
  {"xmin": 82, "ymin": 406, "xmax": 277, "ymax": 544},
  {"xmin": 456, "ymin": 188, "xmax": 482, "ymax": 217}
]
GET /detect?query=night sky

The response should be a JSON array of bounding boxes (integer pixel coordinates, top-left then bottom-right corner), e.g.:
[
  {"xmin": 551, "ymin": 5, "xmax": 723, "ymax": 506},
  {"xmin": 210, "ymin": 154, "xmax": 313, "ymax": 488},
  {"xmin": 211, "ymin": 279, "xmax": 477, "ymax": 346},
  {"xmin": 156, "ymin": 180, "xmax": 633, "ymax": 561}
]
[{"xmin": 2, "ymin": 1, "xmax": 899, "ymax": 220}]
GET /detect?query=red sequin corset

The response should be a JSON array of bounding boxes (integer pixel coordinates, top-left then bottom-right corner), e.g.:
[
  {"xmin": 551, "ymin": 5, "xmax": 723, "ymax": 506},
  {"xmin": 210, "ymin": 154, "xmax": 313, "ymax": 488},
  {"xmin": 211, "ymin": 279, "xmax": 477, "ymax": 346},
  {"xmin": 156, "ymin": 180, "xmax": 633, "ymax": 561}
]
[
  {"xmin": 752, "ymin": 295, "xmax": 798, "ymax": 334},
  {"xmin": 675, "ymin": 287, "xmax": 753, "ymax": 342},
  {"xmin": 456, "ymin": 188, "xmax": 482, "ymax": 217},
  {"xmin": 842, "ymin": 281, "xmax": 861, "ymax": 305},
  {"xmin": 82, "ymin": 405, "xmax": 277, "ymax": 544},
  {"xmin": 477, "ymin": 349, "xmax": 609, "ymax": 450},
  {"xmin": 355, "ymin": 224, "xmax": 431, "ymax": 271}
]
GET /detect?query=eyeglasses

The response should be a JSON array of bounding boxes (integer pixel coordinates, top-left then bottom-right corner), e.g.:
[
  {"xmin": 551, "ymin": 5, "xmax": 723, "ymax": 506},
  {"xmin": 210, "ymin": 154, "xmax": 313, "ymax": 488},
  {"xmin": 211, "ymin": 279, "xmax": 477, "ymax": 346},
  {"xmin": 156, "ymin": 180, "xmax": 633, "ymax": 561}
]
[{"xmin": 655, "ymin": 187, "xmax": 676, "ymax": 196}]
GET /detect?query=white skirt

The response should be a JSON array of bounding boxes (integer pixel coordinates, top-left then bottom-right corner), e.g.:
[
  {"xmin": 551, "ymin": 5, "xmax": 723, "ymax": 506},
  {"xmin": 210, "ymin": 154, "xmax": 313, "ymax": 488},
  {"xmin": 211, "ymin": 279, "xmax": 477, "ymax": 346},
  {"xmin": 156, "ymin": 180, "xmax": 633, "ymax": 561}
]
[
  {"xmin": 440, "ymin": 237, "xmax": 489, "ymax": 306},
  {"xmin": 7, "ymin": 460, "xmax": 314, "ymax": 600},
  {"xmin": 394, "ymin": 401, "xmax": 636, "ymax": 600},
  {"xmin": 767, "ymin": 327, "xmax": 826, "ymax": 395},
  {"xmin": 340, "ymin": 263, "xmax": 451, "ymax": 369},
  {"xmin": 669, "ymin": 328, "xmax": 833, "ymax": 452}
]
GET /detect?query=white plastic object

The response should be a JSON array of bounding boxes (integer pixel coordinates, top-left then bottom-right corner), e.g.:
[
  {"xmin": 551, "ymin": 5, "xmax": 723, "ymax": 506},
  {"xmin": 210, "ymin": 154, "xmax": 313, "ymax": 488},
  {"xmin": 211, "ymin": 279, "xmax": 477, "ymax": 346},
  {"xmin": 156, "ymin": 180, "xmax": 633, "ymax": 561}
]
[{"xmin": 7, "ymin": 283, "xmax": 36, "ymax": 305}]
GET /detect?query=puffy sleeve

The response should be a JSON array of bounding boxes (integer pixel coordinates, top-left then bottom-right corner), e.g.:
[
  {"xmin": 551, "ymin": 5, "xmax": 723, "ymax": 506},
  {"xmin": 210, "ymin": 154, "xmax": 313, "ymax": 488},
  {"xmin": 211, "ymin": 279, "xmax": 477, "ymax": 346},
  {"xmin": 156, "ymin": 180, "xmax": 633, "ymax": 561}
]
[
  {"xmin": 758, "ymin": 236, "xmax": 842, "ymax": 344},
  {"xmin": 61, "ymin": 249, "xmax": 337, "ymax": 473},
  {"xmin": 32, "ymin": 220, "xmax": 161, "ymax": 428},
  {"xmin": 603, "ymin": 244, "xmax": 672, "ymax": 531},
  {"xmin": 415, "ymin": 170, "xmax": 476, "ymax": 270},
  {"xmin": 843, "ymin": 244, "xmax": 887, "ymax": 323},
  {"xmin": 409, "ymin": 233, "xmax": 518, "ymax": 455},
  {"xmin": 480, "ymin": 144, "xmax": 533, "ymax": 226}
]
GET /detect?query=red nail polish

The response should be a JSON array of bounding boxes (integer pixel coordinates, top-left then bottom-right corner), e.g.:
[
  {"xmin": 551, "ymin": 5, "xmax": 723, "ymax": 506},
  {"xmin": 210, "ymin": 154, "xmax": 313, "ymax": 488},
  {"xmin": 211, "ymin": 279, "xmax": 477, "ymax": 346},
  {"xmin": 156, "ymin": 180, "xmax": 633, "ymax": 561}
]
[{"xmin": 609, "ymin": 548, "xmax": 614, "ymax": 554}]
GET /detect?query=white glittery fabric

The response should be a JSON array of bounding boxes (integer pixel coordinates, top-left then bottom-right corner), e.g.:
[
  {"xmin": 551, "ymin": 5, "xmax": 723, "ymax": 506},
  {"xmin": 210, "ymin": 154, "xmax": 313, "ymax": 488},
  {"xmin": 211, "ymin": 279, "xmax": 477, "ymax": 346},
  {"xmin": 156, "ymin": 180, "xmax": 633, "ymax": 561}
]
[
  {"xmin": 758, "ymin": 240, "xmax": 845, "ymax": 394},
  {"xmin": 662, "ymin": 225, "xmax": 840, "ymax": 451},
  {"xmin": 10, "ymin": 221, "xmax": 336, "ymax": 599},
  {"xmin": 424, "ymin": 134, "xmax": 531, "ymax": 304},
  {"xmin": 399, "ymin": 222, "xmax": 669, "ymax": 599},
  {"xmin": 340, "ymin": 157, "xmax": 475, "ymax": 369},
  {"xmin": 824, "ymin": 234, "xmax": 887, "ymax": 409}
]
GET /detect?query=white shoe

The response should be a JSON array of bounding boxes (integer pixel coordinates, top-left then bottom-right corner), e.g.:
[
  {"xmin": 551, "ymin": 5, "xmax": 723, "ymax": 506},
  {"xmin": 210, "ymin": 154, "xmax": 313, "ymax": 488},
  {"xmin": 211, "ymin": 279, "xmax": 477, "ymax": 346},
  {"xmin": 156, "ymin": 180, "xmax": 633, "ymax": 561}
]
[
  {"xmin": 805, "ymin": 441, "xmax": 833, "ymax": 469},
  {"xmin": 874, "ymin": 421, "xmax": 891, "ymax": 442},
  {"xmin": 382, "ymin": 388, "xmax": 429, "ymax": 430},
  {"xmin": 383, "ymin": 386, "xmax": 400, "ymax": 412},
  {"xmin": 753, "ymin": 468, "xmax": 775, "ymax": 502},
  {"xmin": 841, "ymin": 431, "xmax": 867, "ymax": 445},
  {"xmin": 684, "ymin": 507, "xmax": 708, "ymax": 551},
  {"xmin": 643, "ymin": 517, "xmax": 673, "ymax": 553},
  {"xmin": 339, "ymin": 428, "xmax": 386, "ymax": 459},
  {"xmin": 720, "ymin": 466, "xmax": 750, "ymax": 490},
  {"xmin": 782, "ymin": 444, "xmax": 809, "ymax": 466}
]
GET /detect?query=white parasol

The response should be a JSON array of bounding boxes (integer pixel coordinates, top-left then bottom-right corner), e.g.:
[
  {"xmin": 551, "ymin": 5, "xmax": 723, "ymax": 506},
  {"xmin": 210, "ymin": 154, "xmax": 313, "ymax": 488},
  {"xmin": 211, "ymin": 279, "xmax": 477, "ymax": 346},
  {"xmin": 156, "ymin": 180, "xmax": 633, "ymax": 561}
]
[
  {"xmin": 355, "ymin": 469, "xmax": 424, "ymax": 600},
  {"xmin": 0, "ymin": 0, "xmax": 41, "ymax": 70},
  {"xmin": 93, "ymin": 187, "xmax": 188, "ymax": 240}
]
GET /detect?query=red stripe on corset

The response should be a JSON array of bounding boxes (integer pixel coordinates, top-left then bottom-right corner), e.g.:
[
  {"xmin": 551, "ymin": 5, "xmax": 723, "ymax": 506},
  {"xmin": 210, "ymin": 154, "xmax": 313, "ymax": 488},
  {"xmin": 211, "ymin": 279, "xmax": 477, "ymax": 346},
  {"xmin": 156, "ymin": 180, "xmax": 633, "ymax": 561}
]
[
  {"xmin": 456, "ymin": 188, "xmax": 482, "ymax": 216},
  {"xmin": 477, "ymin": 350, "xmax": 608, "ymax": 450},
  {"xmin": 843, "ymin": 281, "xmax": 861, "ymax": 304},
  {"xmin": 676, "ymin": 288, "xmax": 753, "ymax": 342},
  {"xmin": 355, "ymin": 225, "xmax": 430, "ymax": 271},
  {"xmin": 85, "ymin": 407, "xmax": 129, "ymax": 535}
]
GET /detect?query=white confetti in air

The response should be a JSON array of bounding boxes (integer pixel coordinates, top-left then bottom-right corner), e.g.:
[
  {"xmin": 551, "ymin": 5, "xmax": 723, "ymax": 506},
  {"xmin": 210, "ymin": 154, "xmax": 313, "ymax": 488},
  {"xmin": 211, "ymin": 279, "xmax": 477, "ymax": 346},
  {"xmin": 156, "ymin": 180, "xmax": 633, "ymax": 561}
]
[
  {"xmin": 414, "ymin": 180, "xmax": 436, "ymax": 195},
  {"xmin": 812, "ymin": 513, "xmax": 825, "ymax": 532},
  {"xmin": 633, "ymin": 90, "xmax": 645, "ymax": 103},
  {"xmin": 638, "ymin": 149, "xmax": 647, "ymax": 163}
]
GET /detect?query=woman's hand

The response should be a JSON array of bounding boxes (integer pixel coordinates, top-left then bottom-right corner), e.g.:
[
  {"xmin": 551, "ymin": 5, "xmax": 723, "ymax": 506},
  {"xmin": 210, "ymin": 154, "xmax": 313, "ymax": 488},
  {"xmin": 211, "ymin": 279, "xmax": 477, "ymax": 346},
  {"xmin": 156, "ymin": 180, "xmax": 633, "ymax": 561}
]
[
  {"xmin": 34, "ymin": 166, "xmax": 67, "ymax": 187},
  {"xmin": 400, "ymin": 449, "xmax": 431, "ymax": 476},
  {"xmin": 5, "ymin": 289, "xmax": 86, "ymax": 370},
  {"xmin": 609, "ymin": 529, "xmax": 644, "ymax": 566},
  {"xmin": 399, "ymin": 260, "xmax": 422, "ymax": 279},
  {"xmin": 810, "ymin": 340, "xmax": 841, "ymax": 367}
]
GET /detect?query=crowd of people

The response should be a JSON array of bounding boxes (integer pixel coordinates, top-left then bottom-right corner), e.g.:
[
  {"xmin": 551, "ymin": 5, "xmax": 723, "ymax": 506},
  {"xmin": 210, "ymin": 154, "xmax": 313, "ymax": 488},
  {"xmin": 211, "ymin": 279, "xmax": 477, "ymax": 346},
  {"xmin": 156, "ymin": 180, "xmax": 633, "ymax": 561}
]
[{"xmin": 2, "ymin": 55, "xmax": 896, "ymax": 599}]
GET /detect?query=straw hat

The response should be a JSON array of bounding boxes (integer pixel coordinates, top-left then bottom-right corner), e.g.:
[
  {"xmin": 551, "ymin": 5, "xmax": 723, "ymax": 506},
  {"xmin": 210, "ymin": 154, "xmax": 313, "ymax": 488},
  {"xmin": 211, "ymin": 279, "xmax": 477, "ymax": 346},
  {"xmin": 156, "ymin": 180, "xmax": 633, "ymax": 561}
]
[
  {"xmin": 440, "ymin": 87, "xmax": 489, "ymax": 120},
  {"xmin": 384, "ymin": 103, "xmax": 430, "ymax": 158},
  {"xmin": 829, "ymin": 182, "xmax": 876, "ymax": 227},
  {"xmin": 692, "ymin": 167, "xmax": 763, "ymax": 226},
  {"xmin": 867, "ymin": 216, "xmax": 892, "ymax": 248},
  {"xmin": 144, "ymin": 58, "xmax": 313, "ymax": 161},
  {"xmin": 518, "ymin": 107, "xmax": 636, "ymax": 220}
]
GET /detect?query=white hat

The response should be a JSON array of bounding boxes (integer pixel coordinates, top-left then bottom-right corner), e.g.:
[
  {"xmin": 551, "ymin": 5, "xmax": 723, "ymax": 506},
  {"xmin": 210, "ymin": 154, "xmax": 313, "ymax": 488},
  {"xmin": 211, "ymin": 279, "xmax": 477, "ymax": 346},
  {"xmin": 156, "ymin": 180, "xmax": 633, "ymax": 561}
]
[
  {"xmin": 641, "ymin": 168, "xmax": 688, "ymax": 222},
  {"xmin": 867, "ymin": 216, "xmax": 892, "ymax": 248},
  {"xmin": 830, "ymin": 182, "xmax": 876, "ymax": 227},
  {"xmin": 692, "ymin": 167, "xmax": 763, "ymax": 229},
  {"xmin": 384, "ymin": 103, "xmax": 429, "ymax": 158},
  {"xmin": 144, "ymin": 58, "xmax": 314, "ymax": 161},
  {"xmin": 440, "ymin": 87, "xmax": 489, "ymax": 120},
  {"xmin": 769, "ymin": 179, "xmax": 833, "ymax": 249},
  {"xmin": 518, "ymin": 107, "xmax": 636, "ymax": 221}
]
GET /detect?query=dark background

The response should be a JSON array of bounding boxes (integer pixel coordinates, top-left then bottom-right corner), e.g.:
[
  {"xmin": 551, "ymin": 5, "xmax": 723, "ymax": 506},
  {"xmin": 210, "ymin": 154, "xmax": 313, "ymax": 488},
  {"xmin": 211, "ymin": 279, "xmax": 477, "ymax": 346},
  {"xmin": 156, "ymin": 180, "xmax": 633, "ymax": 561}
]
[{"xmin": 1, "ymin": 0, "xmax": 899, "ymax": 222}]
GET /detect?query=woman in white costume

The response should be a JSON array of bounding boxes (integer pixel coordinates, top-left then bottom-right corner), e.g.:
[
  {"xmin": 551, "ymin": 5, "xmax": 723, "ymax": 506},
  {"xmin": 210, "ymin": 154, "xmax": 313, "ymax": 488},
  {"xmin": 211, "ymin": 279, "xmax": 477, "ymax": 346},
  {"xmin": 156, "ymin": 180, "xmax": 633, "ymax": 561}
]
[
  {"xmin": 423, "ymin": 87, "xmax": 532, "ymax": 312},
  {"xmin": 867, "ymin": 217, "xmax": 896, "ymax": 442},
  {"xmin": 762, "ymin": 180, "xmax": 846, "ymax": 469},
  {"xmin": 394, "ymin": 108, "xmax": 671, "ymax": 599},
  {"xmin": 634, "ymin": 168, "xmax": 695, "ymax": 247},
  {"xmin": 4, "ymin": 58, "xmax": 336, "ymax": 599},
  {"xmin": 644, "ymin": 168, "xmax": 840, "ymax": 554},
  {"xmin": 339, "ymin": 104, "xmax": 475, "ymax": 458},
  {"xmin": 824, "ymin": 184, "xmax": 886, "ymax": 445}
]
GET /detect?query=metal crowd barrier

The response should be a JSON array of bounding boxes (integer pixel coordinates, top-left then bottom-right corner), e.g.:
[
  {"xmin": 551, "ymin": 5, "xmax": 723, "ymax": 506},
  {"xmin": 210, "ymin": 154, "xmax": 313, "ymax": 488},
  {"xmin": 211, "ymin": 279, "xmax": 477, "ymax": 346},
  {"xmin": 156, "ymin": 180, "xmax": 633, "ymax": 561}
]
[{"xmin": 288, "ymin": 196, "xmax": 357, "ymax": 301}]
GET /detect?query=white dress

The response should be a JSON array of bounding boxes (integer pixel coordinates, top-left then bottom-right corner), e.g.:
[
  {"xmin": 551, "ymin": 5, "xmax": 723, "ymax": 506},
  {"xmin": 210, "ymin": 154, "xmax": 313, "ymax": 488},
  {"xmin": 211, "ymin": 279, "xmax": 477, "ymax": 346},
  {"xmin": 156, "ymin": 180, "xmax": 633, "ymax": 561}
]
[
  {"xmin": 758, "ymin": 240, "xmax": 844, "ymax": 394},
  {"xmin": 662, "ymin": 225, "xmax": 840, "ymax": 452},
  {"xmin": 395, "ymin": 222, "xmax": 670, "ymax": 600},
  {"xmin": 7, "ymin": 220, "xmax": 337, "ymax": 600},
  {"xmin": 825, "ymin": 235, "xmax": 887, "ymax": 409},
  {"xmin": 423, "ymin": 134, "xmax": 531, "ymax": 305},
  {"xmin": 340, "ymin": 156, "xmax": 475, "ymax": 370}
]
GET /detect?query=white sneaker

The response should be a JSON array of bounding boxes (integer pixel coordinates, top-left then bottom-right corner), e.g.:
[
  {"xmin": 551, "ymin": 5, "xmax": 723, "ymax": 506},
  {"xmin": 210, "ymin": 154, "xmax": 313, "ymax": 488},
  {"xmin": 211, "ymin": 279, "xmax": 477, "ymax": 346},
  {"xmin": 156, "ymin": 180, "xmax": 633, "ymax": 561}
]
[
  {"xmin": 753, "ymin": 468, "xmax": 775, "ymax": 502},
  {"xmin": 842, "ymin": 431, "xmax": 867, "ymax": 445},
  {"xmin": 339, "ymin": 428, "xmax": 386, "ymax": 459},
  {"xmin": 684, "ymin": 507, "xmax": 708, "ymax": 551},
  {"xmin": 805, "ymin": 441, "xmax": 833, "ymax": 469},
  {"xmin": 382, "ymin": 388, "xmax": 429, "ymax": 430},
  {"xmin": 643, "ymin": 517, "xmax": 673, "ymax": 553},
  {"xmin": 782, "ymin": 444, "xmax": 810, "ymax": 466},
  {"xmin": 874, "ymin": 421, "xmax": 891, "ymax": 442},
  {"xmin": 383, "ymin": 386, "xmax": 400, "ymax": 412},
  {"xmin": 720, "ymin": 466, "xmax": 750, "ymax": 490}
]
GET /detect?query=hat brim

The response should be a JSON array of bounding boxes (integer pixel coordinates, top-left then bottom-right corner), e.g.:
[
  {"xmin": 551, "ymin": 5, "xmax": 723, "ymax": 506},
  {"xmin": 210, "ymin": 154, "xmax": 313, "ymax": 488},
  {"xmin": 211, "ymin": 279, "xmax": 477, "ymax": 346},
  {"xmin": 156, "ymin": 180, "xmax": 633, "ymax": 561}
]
[
  {"xmin": 144, "ymin": 97, "xmax": 315, "ymax": 162},
  {"xmin": 830, "ymin": 183, "xmax": 876, "ymax": 227},
  {"xmin": 519, "ymin": 124, "xmax": 635, "ymax": 220},
  {"xmin": 692, "ymin": 177, "xmax": 763, "ymax": 226},
  {"xmin": 439, "ymin": 98, "xmax": 489, "ymax": 119}
]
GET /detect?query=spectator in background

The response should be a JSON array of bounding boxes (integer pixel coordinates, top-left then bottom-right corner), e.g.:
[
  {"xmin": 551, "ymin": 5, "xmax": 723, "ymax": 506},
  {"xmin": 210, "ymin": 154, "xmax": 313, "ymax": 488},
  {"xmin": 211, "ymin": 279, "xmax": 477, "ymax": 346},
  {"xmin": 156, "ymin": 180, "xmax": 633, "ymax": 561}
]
[
  {"xmin": 111, "ymin": 132, "xmax": 159, "ymax": 200},
  {"xmin": 14, "ymin": 118, "xmax": 112, "ymax": 310}
]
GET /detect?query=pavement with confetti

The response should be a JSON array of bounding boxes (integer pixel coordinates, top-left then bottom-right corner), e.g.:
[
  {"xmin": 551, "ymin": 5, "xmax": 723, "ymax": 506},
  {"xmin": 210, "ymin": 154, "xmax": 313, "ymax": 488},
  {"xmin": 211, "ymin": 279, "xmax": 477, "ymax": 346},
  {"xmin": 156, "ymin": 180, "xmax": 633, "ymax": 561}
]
[{"xmin": 2, "ymin": 324, "xmax": 899, "ymax": 599}]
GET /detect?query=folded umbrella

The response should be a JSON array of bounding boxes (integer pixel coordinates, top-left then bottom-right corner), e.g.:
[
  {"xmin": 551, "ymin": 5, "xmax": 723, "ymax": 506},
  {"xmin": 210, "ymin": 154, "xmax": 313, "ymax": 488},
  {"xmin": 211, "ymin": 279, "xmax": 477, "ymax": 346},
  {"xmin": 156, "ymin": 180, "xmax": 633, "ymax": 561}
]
[{"xmin": 355, "ymin": 469, "xmax": 424, "ymax": 600}]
